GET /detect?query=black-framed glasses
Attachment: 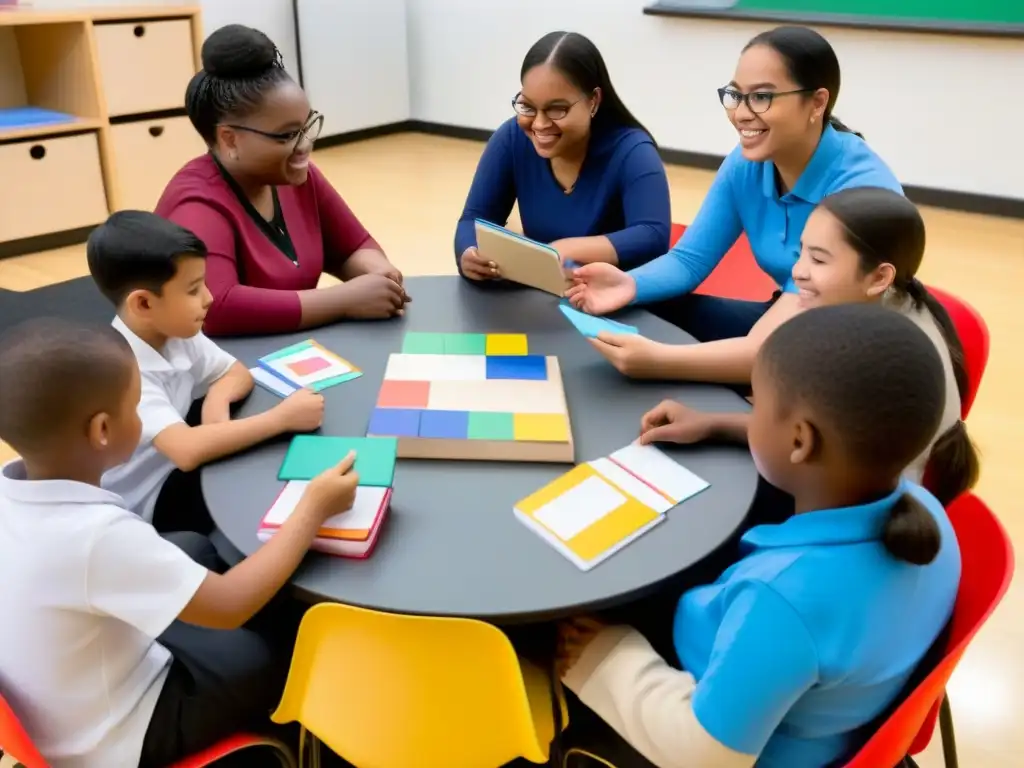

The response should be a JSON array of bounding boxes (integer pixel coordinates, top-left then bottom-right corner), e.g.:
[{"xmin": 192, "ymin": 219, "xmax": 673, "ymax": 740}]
[
  {"xmin": 226, "ymin": 111, "xmax": 324, "ymax": 150},
  {"xmin": 717, "ymin": 87, "xmax": 812, "ymax": 115},
  {"xmin": 512, "ymin": 93, "xmax": 582, "ymax": 121}
]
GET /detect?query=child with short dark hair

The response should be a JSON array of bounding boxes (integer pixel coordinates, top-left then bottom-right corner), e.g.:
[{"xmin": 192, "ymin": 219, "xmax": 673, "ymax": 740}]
[
  {"xmin": 88, "ymin": 210, "xmax": 325, "ymax": 533},
  {"xmin": 0, "ymin": 318, "xmax": 357, "ymax": 767},
  {"xmin": 557, "ymin": 304, "xmax": 962, "ymax": 768}
]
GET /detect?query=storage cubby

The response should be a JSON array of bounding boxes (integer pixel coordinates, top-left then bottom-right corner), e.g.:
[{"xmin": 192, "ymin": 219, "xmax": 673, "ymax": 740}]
[{"xmin": 0, "ymin": 5, "xmax": 203, "ymax": 252}]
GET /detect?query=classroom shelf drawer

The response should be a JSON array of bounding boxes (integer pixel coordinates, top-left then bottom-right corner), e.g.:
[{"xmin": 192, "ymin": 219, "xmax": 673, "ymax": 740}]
[
  {"xmin": 110, "ymin": 117, "xmax": 206, "ymax": 212},
  {"xmin": 0, "ymin": 132, "xmax": 108, "ymax": 242},
  {"xmin": 94, "ymin": 20, "xmax": 196, "ymax": 117}
]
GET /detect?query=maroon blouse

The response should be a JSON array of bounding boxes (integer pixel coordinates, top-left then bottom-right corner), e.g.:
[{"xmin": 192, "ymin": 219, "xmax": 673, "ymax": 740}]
[{"xmin": 155, "ymin": 154, "xmax": 381, "ymax": 336}]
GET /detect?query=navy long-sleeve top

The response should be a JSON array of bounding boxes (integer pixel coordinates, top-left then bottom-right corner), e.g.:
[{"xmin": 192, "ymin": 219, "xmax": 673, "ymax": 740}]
[{"xmin": 454, "ymin": 117, "xmax": 671, "ymax": 272}]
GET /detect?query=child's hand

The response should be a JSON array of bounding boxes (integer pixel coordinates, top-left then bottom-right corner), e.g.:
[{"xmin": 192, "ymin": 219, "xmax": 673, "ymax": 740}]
[
  {"xmin": 302, "ymin": 451, "xmax": 360, "ymax": 523},
  {"xmin": 587, "ymin": 332, "xmax": 667, "ymax": 379},
  {"xmin": 274, "ymin": 388, "xmax": 325, "ymax": 432},
  {"xmin": 556, "ymin": 615, "xmax": 609, "ymax": 678},
  {"xmin": 639, "ymin": 400, "xmax": 714, "ymax": 445}
]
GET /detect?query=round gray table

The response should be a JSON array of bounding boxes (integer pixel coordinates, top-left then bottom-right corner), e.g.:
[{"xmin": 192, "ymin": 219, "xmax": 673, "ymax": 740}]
[{"xmin": 204, "ymin": 275, "xmax": 758, "ymax": 623}]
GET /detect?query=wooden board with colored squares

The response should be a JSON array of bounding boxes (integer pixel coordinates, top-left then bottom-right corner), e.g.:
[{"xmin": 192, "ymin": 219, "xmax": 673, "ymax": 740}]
[{"xmin": 366, "ymin": 332, "xmax": 574, "ymax": 463}]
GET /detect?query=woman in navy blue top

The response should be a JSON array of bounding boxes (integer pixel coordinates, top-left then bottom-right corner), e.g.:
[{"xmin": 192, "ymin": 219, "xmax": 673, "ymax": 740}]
[
  {"xmin": 455, "ymin": 31, "xmax": 671, "ymax": 280},
  {"xmin": 567, "ymin": 27, "xmax": 902, "ymax": 384}
]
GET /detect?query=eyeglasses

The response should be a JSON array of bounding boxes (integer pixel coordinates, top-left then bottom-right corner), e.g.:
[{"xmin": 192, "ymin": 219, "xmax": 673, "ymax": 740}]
[
  {"xmin": 225, "ymin": 111, "xmax": 324, "ymax": 150},
  {"xmin": 717, "ymin": 87, "xmax": 812, "ymax": 115},
  {"xmin": 512, "ymin": 94, "xmax": 582, "ymax": 121}
]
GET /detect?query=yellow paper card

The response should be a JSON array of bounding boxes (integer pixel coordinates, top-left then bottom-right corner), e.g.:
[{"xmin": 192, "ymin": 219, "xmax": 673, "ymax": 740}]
[
  {"xmin": 514, "ymin": 413, "xmax": 569, "ymax": 442},
  {"xmin": 486, "ymin": 333, "xmax": 529, "ymax": 356}
]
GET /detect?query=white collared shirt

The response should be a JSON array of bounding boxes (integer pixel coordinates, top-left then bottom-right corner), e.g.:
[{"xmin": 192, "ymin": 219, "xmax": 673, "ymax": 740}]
[
  {"xmin": 102, "ymin": 316, "xmax": 236, "ymax": 521},
  {"xmin": 0, "ymin": 461, "xmax": 207, "ymax": 767}
]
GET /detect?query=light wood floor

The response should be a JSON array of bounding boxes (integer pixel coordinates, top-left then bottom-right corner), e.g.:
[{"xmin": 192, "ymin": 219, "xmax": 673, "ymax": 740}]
[{"xmin": 1, "ymin": 133, "xmax": 1021, "ymax": 765}]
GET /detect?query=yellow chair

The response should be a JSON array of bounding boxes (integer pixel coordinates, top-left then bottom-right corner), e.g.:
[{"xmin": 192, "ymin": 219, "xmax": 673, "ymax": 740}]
[{"xmin": 271, "ymin": 602, "xmax": 569, "ymax": 768}]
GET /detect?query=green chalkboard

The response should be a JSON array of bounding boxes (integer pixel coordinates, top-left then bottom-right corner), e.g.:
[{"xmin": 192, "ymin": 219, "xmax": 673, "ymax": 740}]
[{"xmin": 645, "ymin": 0, "xmax": 1024, "ymax": 37}]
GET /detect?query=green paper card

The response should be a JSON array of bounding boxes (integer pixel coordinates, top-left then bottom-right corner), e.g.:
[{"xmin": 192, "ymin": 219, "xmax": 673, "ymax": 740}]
[{"xmin": 278, "ymin": 435, "xmax": 398, "ymax": 487}]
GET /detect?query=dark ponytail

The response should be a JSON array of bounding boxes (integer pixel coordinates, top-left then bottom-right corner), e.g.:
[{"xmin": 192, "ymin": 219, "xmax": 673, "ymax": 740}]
[
  {"xmin": 905, "ymin": 278, "xmax": 981, "ymax": 504},
  {"xmin": 521, "ymin": 31, "xmax": 656, "ymax": 145},
  {"xmin": 883, "ymin": 492, "xmax": 942, "ymax": 565},
  {"xmin": 745, "ymin": 26, "xmax": 862, "ymax": 139},
  {"xmin": 828, "ymin": 114, "xmax": 863, "ymax": 139}
]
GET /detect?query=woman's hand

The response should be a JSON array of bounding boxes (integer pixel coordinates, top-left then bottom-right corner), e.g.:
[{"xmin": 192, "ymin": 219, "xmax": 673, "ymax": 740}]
[
  {"xmin": 639, "ymin": 400, "xmax": 717, "ymax": 445},
  {"xmin": 565, "ymin": 263, "xmax": 637, "ymax": 315},
  {"xmin": 556, "ymin": 615, "xmax": 609, "ymax": 678},
  {"xmin": 460, "ymin": 247, "xmax": 500, "ymax": 281},
  {"xmin": 588, "ymin": 332, "xmax": 670, "ymax": 379},
  {"xmin": 338, "ymin": 274, "xmax": 407, "ymax": 318}
]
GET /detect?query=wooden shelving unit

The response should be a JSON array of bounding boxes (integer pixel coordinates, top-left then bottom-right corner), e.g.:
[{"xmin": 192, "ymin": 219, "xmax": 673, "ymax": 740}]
[{"xmin": 0, "ymin": 5, "xmax": 205, "ymax": 252}]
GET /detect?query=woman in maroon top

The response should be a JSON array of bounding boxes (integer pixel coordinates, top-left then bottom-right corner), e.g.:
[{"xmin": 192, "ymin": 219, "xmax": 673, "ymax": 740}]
[{"xmin": 157, "ymin": 24, "xmax": 409, "ymax": 337}]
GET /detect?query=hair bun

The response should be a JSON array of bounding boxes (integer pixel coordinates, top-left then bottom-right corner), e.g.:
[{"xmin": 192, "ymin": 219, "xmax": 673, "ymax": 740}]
[{"xmin": 201, "ymin": 24, "xmax": 278, "ymax": 79}]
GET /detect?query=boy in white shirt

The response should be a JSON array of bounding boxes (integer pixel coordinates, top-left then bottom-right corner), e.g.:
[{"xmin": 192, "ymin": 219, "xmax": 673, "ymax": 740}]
[
  {"xmin": 88, "ymin": 211, "xmax": 324, "ymax": 533},
  {"xmin": 0, "ymin": 318, "xmax": 359, "ymax": 767}
]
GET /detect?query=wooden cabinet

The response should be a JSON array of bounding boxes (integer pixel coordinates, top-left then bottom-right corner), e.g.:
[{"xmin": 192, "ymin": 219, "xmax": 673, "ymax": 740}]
[
  {"xmin": 0, "ymin": 133, "xmax": 109, "ymax": 241},
  {"xmin": 94, "ymin": 20, "xmax": 197, "ymax": 117},
  {"xmin": 109, "ymin": 117, "xmax": 206, "ymax": 212},
  {"xmin": 0, "ymin": 6, "xmax": 202, "ymax": 250}
]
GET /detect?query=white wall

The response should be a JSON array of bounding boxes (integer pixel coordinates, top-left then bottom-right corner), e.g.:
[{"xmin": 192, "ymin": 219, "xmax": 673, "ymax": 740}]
[
  {"xmin": 295, "ymin": 0, "xmax": 409, "ymax": 137},
  {"xmin": 405, "ymin": 0, "xmax": 1024, "ymax": 200}
]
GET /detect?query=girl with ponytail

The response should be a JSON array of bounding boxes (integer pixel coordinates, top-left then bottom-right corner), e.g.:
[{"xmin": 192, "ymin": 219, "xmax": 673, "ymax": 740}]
[
  {"xmin": 637, "ymin": 187, "xmax": 979, "ymax": 505},
  {"xmin": 557, "ymin": 305, "xmax": 961, "ymax": 768}
]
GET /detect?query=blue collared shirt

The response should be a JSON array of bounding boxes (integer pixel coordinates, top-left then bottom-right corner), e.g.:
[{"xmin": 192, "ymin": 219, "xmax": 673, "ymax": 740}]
[
  {"xmin": 674, "ymin": 481, "xmax": 960, "ymax": 767},
  {"xmin": 630, "ymin": 125, "xmax": 903, "ymax": 304},
  {"xmin": 454, "ymin": 118, "xmax": 671, "ymax": 271}
]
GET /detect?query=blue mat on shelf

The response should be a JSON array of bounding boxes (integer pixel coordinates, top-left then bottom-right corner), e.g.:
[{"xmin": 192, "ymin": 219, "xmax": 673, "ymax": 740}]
[{"xmin": 0, "ymin": 107, "xmax": 78, "ymax": 130}]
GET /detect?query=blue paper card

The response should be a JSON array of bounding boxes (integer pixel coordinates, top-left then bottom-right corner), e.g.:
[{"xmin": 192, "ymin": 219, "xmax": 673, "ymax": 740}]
[{"xmin": 559, "ymin": 302, "xmax": 638, "ymax": 338}]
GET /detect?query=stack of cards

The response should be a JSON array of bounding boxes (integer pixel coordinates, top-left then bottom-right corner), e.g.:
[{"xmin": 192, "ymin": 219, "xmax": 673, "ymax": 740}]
[{"xmin": 250, "ymin": 339, "xmax": 362, "ymax": 397}]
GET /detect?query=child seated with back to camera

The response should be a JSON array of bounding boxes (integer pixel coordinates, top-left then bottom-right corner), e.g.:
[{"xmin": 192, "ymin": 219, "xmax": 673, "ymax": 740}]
[
  {"xmin": 556, "ymin": 304, "xmax": 963, "ymax": 768},
  {"xmin": 87, "ymin": 210, "xmax": 325, "ymax": 534},
  {"xmin": 0, "ymin": 318, "xmax": 359, "ymax": 767}
]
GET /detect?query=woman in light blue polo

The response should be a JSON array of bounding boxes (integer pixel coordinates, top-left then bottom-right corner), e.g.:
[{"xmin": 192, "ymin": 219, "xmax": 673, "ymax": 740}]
[{"xmin": 566, "ymin": 26, "xmax": 902, "ymax": 383}]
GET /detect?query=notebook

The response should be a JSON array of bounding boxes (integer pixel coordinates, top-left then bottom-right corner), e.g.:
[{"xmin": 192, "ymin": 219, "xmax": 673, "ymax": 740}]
[
  {"xmin": 278, "ymin": 435, "xmax": 398, "ymax": 487},
  {"xmin": 514, "ymin": 442, "xmax": 709, "ymax": 571},
  {"xmin": 474, "ymin": 219, "xmax": 568, "ymax": 296},
  {"xmin": 257, "ymin": 339, "xmax": 362, "ymax": 393},
  {"xmin": 257, "ymin": 480, "xmax": 391, "ymax": 558},
  {"xmin": 559, "ymin": 302, "xmax": 639, "ymax": 338}
]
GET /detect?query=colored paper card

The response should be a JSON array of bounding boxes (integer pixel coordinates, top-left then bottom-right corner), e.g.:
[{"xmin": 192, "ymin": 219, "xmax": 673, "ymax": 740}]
[
  {"xmin": 486, "ymin": 355, "xmax": 548, "ymax": 381},
  {"xmin": 385, "ymin": 353, "xmax": 486, "ymax": 382},
  {"xmin": 259, "ymin": 339, "xmax": 362, "ymax": 392},
  {"xmin": 367, "ymin": 408, "xmax": 421, "ymax": 438},
  {"xmin": 514, "ymin": 463, "xmax": 664, "ymax": 571},
  {"xmin": 377, "ymin": 380, "xmax": 431, "ymax": 409},
  {"xmin": 609, "ymin": 442, "xmax": 710, "ymax": 504},
  {"xmin": 419, "ymin": 409, "xmax": 470, "ymax": 439},
  {"xmin": 559, "ymin": 302, "xmax": 638, "ymax": 338},
  {"xmin": 278, "ymin": 435, "xmax": 398, "ymax": 487},
  {"xmin": 467, "ymin": 411, "xmax": 515, "ymax": 441},
  {"xmin": 443, "ymin": 333, "xmax": 487, "ymax": 355},
  {"xmin": 402, "ymin": 332, "xmax": 446, "ymax": 354},
  {"xmin": 514, "ymin": 413, "xmax": 569, "ymax": 442},
  {"xmin": 250, "ymin": 366, "xmax": 298, "ymax": 398},
  {"xmin": 485, "ymin": 333, "xmax": 528, "ymax": 356}
]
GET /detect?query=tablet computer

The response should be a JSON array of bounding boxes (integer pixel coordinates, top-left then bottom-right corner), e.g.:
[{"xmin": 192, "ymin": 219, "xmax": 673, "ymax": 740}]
[{"xmin": 474, "ymin": 219, "xmax": 568, "ymax": 296}]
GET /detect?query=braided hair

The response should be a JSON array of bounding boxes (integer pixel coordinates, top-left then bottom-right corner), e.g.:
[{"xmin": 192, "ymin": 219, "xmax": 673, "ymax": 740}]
[
  {"xmin": 817, "ymin": 187, "xmax": 980, "ymax": 504},
  {"xmin": 758, "ymin": 304, "xmax": 947, "ymax": 565},
  {"xmin": 185, "ymin": 24, "xmax": 290, "ymax": 146}
]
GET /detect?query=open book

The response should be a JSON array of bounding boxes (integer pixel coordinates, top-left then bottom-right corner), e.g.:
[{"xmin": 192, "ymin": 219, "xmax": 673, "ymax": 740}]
[{"xmin": 514, "ymin": 442, "xmax": 709, "ymax": 571}]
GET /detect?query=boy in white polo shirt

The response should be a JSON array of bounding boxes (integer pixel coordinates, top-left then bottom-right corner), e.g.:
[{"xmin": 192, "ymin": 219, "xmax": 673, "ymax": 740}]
[
  {"xmin": 88, "ymin": 211, "xmax": 324, "ymax": 533},
  {"xmin": 0, "ymin": 318, "xmax": 360, "ymax": 767}
]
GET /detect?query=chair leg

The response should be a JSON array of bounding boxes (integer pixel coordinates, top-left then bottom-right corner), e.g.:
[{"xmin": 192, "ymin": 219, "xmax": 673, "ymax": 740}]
[{"xmin": 939, "ymin": 694, "xmax": 959, "ymax": 768}]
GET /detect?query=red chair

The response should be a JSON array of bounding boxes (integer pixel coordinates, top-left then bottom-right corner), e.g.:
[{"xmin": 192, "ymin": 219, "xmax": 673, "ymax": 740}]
[
  {"xmin": 842, "ymin": 492, "xmax": 1014, "ymax": 768},
  {"xmin": 0, "ymin": 693, "xmax": 295, "ymax": 768},
  {"xmin": 668, "ymin": 223, "xmax": 777, "ymax": 302},
  {"xmin": 925, "ymin": 286, "xmax": 990, "ymax": 418}
]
